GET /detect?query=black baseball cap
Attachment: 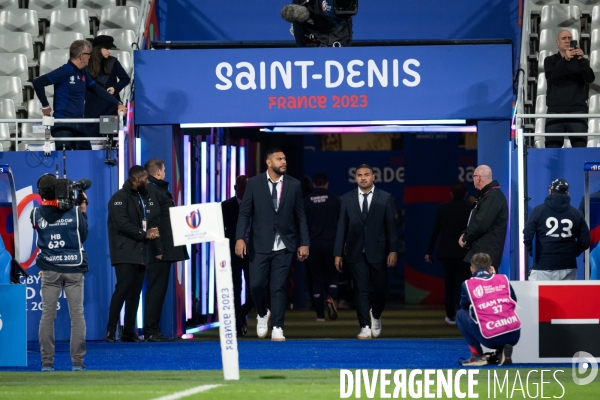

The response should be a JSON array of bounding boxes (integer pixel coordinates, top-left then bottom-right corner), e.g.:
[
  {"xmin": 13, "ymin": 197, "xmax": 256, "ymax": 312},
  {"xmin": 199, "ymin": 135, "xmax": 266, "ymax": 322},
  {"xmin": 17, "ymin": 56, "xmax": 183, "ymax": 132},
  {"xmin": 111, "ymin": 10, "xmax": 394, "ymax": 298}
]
[
  {"xmin": 549, "ymin": 178, "xmax": 569, "ymax": 193},
  {"xmin": 92, "ymin": 35, "xmax": 117, "ymax": 49}
]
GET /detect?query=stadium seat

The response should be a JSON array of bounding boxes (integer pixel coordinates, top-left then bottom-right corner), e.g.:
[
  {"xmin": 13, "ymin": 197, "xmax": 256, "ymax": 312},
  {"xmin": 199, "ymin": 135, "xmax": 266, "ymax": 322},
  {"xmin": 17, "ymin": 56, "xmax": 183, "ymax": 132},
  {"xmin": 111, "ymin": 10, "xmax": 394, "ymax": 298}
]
[
  {"xmin": 96, "ymin": 28, "xmax": 136, "ymax": 53},
  {"xmin": 44, "ymin": 31, "xmax": 84, "ymax": 50},
  {"xmin": 124, "ymin": 0, "xmax": 144, "ymax": 10},
  {"xmin": 540, "ymin": 5, "xmax": 582, "ymax": 32},
  {"xmin": 39, "ymin": 49, "xmax": 68, "ymax": 75},
  {"xmin": 589, "ymin": 50, "xmax": 600, "ymax": 95},
  {"xmin": 0, "ymin": 33, "xmax": 35, "ymax": 64},
  {"xmin": 19, "ymin": 96, "xmax": 56, "ymax": 151},
  {"xmin": 28, "ymin": 0, "xmax": 68, "ymax": 20},
  {"xmin": 537, "ymin": 72, "xmax": 547, "ymax": 96},
  {"xmin": 0, "ymin": 97, "xmax": 14, "ymax": 149},
  {"xmin": 111, "ymin": 49, "xmax": 132, "ymax": 75},
  {"xmin": 49, "ymin": 9, "xmax": 91, "ymax": 36},
  {"xmin": 0, "ymin": 53, "xmax": 28, "ymax": 84},
  {"xmin": 534, "ymin": 95, "xmax": 547, "ymax": 148},
  {"xmin": 76, "ymin": 0, "xmax": 118, "ymax": 18},
  {"xmin": 539, "ymin": 28, "xmax": 580, "ymax": 53},
  {"xmin": 0, "ymin": 10, "xmax": 40, "ymax": 39},
  {"xmin": 591, "ymin": 6, "xmax": 600, "ymax": 33},
  {"xmin": 99, "ymin": 6, "xmax": 138, "ymax": 31},
  {"xmin": 571, "ymin": 0, "xmax": 600, "ymax": 15},
  {"xmin": 0, "ymin": 0, "xmax": 19, "ymax": 11},
  {"xmin": 587, "ymin": 94, "xmax": 600, "ymax": 146},
  {"xmin": 537, "ymin": 50, "xmax": 554, "ymax": 73},
  {"xmin": 531, "ymin": 0, "xmax": 560, "ymax": 13}
]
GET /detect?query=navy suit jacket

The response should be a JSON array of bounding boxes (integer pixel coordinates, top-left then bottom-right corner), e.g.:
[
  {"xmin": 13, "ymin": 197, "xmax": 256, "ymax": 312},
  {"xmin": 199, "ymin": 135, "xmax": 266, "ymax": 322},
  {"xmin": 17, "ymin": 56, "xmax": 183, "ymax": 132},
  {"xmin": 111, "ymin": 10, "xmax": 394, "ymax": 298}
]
[
  {"xmin": 334, "ymin": 187, "xmax": 397, "ymax": 263},
  {"xmin": 235, "ymin": 173, "xmax": 309, "ymax": 254}
]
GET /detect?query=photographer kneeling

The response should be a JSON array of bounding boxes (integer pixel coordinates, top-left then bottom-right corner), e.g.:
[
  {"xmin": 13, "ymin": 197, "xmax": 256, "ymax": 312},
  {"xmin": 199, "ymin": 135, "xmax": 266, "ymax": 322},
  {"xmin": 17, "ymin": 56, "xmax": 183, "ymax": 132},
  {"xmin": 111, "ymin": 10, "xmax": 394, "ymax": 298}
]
[{"xmin": 32, "ymin": 174, "xmax": 89, "ymax": 372}]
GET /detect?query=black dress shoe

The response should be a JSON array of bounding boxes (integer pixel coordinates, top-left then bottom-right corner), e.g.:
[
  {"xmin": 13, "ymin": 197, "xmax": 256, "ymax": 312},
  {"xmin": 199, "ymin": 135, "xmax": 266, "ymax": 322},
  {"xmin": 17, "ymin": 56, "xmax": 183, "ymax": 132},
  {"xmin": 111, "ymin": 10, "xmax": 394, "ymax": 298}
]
[
  {"xmin": 146, "ymin": 333, "xmax": 174, "ymax": 342},
  {"xmin": 120, "ymin": 334, "xmax": 143, "ymax": 342},
  {"xmin": 237, "ymin": 324, "xmax": 247, "ymax": 337},
  {"xmin": 105, "ymin": 331, "xmax": 116, "ymax": 343}
]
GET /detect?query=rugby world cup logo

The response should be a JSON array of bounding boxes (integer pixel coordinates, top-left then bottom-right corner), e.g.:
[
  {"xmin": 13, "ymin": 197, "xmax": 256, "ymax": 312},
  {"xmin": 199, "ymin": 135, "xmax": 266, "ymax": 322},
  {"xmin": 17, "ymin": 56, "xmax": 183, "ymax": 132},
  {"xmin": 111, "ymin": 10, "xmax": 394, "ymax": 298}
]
[
  {"xmin": 473, "ymin": 285, "xmax": 484, "ymax": 299},
  {"xmin": 186, "ymin": 209, "xmax": 201, "ymax": 229}
]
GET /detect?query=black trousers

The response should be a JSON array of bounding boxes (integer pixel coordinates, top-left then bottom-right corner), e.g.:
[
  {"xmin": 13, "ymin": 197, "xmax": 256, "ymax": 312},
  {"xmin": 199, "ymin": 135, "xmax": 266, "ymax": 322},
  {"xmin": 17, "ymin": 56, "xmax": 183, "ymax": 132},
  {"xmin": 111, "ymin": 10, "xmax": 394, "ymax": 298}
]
[
  {"xmin": 107, "ymin": 263, "xmax": 145, "ymax": 336},
  {"xmin": 545, "ymin": 114, "xmax": 588, "ymax": 148},
  {"xmin": 231, "ymin": 249, "xmax": 254, "ymax": 328},
  {"xmin": 143, "ymin": 259, "xmax": 172, "ymax": 337},
  {"xmin": 441, "ymin": 258, "xmax": 472, "ymax": 319},
  {"xmin": 249, "ymin": 249, "xmax": 293, "ymax": 329},
  {"xmin": 308, "ymin": 240, "xmax": 339, "ymax": 317},
  {"xmin": 348, "ymin": 254, "xmax": 388, "ymax": 328},
  {"xmin": 51, "ymin": 122, "xmax": 92, "ymax": 150}
]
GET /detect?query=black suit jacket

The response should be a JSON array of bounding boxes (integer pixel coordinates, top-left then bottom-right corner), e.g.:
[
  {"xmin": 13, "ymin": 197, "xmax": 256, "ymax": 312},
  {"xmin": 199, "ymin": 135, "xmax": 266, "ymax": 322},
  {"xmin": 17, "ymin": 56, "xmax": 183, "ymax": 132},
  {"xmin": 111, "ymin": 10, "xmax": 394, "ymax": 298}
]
[
  {"xmin": 235, "ymin": 173, "xmax": 310, "ymax": 254},
  {"xmin": 222, "ymin": 196, "xmax": 241, "ymax": 251},
  {"xmin": 334, "ymin": 187, "xmax": 397, "ymax": 263}
]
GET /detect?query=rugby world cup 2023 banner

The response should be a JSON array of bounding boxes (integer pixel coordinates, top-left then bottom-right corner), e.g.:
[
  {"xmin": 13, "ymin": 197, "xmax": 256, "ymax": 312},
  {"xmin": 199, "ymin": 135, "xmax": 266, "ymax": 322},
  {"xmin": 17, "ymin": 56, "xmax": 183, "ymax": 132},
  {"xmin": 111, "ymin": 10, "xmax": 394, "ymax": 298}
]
[{"xmin": 135, "ymin": 44, "xmax": 513, "ymax": 125}]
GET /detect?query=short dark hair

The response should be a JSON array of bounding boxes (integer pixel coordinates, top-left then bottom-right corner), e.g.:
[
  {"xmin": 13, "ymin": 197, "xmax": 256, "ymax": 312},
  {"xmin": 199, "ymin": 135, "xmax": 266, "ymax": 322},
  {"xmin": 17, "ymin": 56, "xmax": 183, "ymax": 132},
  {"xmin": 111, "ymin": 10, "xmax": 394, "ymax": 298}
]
[
  {"xmin": 470, "ymin": 253, "xmax": 492, "ymax": 270},
  {"xmin": 450, "ymin": 181, "xmax": 467, "ymax": 199},
  {"xmin": 37, "ymin": 174, "xmax": 57, "ymax": 200},
  {"xmin": 144, "ymin": 159, "xmax": 164, "ymax": 176},
  {"xmin": 128, "ymin": 165, "xmax": 146, "ymax": 180},
  {"xmin": 356, "ymin": 164, "xmax": 374, "ymax": 173},
  {"xmin": 313, "ymin": 173, "xmax": 328, "ymax": 186},
  {"xmin": 265, "ymin": 147, "xmax": 284, "ymax": 161}
]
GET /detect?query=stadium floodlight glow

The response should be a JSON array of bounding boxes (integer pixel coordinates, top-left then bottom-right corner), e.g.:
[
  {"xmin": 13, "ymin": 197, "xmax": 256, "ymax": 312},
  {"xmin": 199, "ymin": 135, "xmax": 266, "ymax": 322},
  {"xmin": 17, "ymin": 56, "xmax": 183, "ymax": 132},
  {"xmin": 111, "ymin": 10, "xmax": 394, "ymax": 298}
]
[
  {"xmin": 239, "ymin": 145, "xmax": 246, "ymax": 176},
  {"xmin": 260, "ymin": 125, "xmax": 477, "ymax": 134},
  {"xmin": 180, "ymin": 119, "xmax": 467, "ymax": 128},
  {"xmin": 183, "ymin": 136, "xmax": 192, "ymax": 320},
  {"xmin": 200, "ymin": 141, "xmax": 208, "ymax": 315},
  {"xmin": 186, "ymin": 322, "xmax": 220, "ymax": 334},
  {"xmin": 517, "ymin": 128, "xmax": 527, "ymax": 281},
  {"xmin": 230, "ymin": 146, "xmax": 237, "ymax": 197},
  {"xmin": 135, "ymin": 138, "xmax": 141, "ymax": 166},
  {"xmin": 210, "ymin": 144, "xmax": 216, "ymax": 203},
  {"xmin": 221, "ymin": 145, "xmax": 227, "ymax": 201}
]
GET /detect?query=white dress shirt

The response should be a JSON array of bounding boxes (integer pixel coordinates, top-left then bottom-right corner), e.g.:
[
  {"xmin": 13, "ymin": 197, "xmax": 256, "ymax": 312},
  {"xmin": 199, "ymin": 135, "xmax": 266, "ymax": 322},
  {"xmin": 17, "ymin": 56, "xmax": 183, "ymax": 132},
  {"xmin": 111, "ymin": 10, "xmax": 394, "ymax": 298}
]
[
  {"xmin": 358, "ymin": 185, "xmax": 374, "ymax": 212},
  {"xmin": 267, "ymin": 171, "xmax": 286, "ymax": 251}
]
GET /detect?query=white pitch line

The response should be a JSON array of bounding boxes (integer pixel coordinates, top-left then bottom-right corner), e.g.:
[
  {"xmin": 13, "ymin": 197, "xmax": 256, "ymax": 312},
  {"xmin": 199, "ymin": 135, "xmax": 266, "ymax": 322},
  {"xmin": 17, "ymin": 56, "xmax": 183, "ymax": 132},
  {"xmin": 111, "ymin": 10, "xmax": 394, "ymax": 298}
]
[{"xmin": 151, "ymin": 384, "xmax": 222, "ymax": 400}]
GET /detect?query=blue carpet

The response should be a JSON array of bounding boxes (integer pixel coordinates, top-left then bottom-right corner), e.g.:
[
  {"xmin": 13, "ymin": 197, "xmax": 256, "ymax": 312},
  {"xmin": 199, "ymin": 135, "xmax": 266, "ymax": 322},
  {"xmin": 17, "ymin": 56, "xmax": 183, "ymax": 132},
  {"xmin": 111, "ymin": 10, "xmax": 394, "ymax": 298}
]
[{"xmin": 1, "ymin": 339, "xmax": 571, "ymax": 372}]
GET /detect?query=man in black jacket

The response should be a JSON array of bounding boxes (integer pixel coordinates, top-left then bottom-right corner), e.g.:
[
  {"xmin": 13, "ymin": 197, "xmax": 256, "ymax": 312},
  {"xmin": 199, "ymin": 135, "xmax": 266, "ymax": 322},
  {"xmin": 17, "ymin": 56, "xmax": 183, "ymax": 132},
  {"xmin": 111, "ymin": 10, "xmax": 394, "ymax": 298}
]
[
  {"xmin": 544, "ymin": 30, "xmax": 595, "ymax": 148},
  {"xmin": 425, "ymin": 181, "xmax": 471, "ymax": 325},
  {"xmin": 106, "ymin": 165, "xmax": 158, "ymax": 342},
  {"xmin": 222, "ymin": 174, "xmax": 254, "ymax": 336},
  {"xmin": 32, "ymin": 174, "xmax": 88, "ymax": 371},
  {"xmin": 304, "ymin": 172, "xmax": 341, "ymax": 321},
  {"xmin": 143, "ymin": 159, "xmax": 189, "ymax": 341},
  {"xmin": 459, "ymin": 165, "xmax": 508, "ymax": 269},
  {"xmin": 334, "ymin": 164, "xmax": 397, "ymax": 339},
  {"xmin": 235, "ymin": 147, "xmax": 310, "ymax": 342},
  {"xmin": 524, "ymin": 178, "xmax": 590, "ymax": 280}
]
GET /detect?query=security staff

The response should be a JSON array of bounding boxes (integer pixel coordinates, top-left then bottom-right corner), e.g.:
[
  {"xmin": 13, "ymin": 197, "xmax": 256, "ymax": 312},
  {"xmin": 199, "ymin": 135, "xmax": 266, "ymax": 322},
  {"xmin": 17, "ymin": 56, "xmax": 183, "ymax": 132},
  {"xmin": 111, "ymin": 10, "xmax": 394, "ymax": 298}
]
[
  {"xmin": 524, "ymin": 178, "xmax": 590, "ymax": 280},
  {"xmin": 106, "ymin": 165, "xmax": 158, "ymax": 342},
  {"xmin": 303, "ymin": 173, "xmax": 341, "ymax": 321},
  {"xmin": 32, "ymin": 174, "xmax": 88, "ymax": 371},
  {"xmin": 143, "ymin": 159, "xmax": 189, "ymax": 341}
]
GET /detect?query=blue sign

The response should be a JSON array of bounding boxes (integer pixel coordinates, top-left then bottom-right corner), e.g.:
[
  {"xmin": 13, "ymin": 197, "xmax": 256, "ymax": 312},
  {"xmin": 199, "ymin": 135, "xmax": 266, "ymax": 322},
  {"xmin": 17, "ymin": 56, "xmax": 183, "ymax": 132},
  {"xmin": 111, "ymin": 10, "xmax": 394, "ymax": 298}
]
[
  {"xmin": 0, "ymin": 284, "xmax": 26, "ymax": 366},
  {"xmin": 584, "ymin": 162, "xmax": 600, "ymax": 171},
  {"xmin": 135, "ymin": 44, "xmax": 513, "ymax": 125}
]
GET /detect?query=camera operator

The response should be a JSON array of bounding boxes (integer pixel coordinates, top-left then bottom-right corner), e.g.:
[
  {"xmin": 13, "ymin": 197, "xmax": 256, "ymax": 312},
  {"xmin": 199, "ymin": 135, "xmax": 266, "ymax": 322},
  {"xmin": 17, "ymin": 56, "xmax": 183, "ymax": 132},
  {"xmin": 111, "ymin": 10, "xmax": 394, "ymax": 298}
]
[
  {"xmin": 281, "ymin": 0, "xmax": 356, "ymax": 47},
  {"xmin": 105, "ymin": 166, "xmax": 158, "ymax": 343},
  {"xmin": 32, "ymin": 174, "xmax": 89, "ymax": 372}
]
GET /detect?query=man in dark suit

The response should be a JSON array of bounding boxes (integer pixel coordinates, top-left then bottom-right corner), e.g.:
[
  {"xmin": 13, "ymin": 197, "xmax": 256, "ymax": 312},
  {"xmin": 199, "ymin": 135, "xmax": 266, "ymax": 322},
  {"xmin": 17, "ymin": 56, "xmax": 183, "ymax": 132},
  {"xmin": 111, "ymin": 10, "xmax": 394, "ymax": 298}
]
[
  {"xmin": 425, "ymin": 181, "xmax": 471, "ymax": 325},
  {"xmin": 221, "ymin": 175, "xmax": 254, "ymax": 336},
  {"xmin": 334, "ymin": 164, "xmax": 397, "ymax": 339},
  {"xmin": 235, "ymin": 147, "xmax": 310, "ymax": 342}
]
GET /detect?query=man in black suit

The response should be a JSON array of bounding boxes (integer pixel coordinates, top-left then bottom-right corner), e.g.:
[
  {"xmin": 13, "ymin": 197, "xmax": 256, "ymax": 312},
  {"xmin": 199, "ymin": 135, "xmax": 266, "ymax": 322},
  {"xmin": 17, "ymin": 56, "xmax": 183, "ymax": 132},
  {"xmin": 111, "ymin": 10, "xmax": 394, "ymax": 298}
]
[
  {"xmin": 425, "ymin": 181, "xmax": 471, "ymax": 325},
  {"xmin": 334, "ymin": 164, "xmax": 398, "ymax": 339},
  {"xmin": 221, "ymin": 175, "xmax": 254, "ymax": 336},
  {"xmin": 235, "ymin": 147, "xmax": 310, "ymax": 342}
]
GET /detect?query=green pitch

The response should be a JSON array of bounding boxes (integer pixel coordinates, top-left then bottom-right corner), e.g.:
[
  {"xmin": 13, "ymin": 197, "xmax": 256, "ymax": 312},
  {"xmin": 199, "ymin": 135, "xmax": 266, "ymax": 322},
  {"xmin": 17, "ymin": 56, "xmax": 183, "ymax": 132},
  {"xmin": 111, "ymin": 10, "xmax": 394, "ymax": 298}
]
[{"xmin": 0, "ymin": 369, "xmax": 598, "ymax": 399}]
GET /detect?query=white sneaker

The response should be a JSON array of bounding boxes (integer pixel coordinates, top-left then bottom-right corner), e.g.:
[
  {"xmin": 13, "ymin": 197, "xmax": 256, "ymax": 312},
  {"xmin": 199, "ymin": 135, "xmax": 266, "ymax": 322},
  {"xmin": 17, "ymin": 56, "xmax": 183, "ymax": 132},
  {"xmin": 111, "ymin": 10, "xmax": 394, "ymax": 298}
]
[
  {"xmin": 370, "ymin": 309, "xmax": 382, "ymax": 338},
  {"xmin": 445, "ymin": 316, "xmax": 457, "ymax": 325},
  {"xmin": 357, "ymin": 326, "xmax": 372, "ymax": 339},
  {"xmin": 271, "ymin": 327, "xmax": 285, "ymax": 342},
  {"xmin": 256, "ymin": 309, "xmax": 271, "ymax": 338}
]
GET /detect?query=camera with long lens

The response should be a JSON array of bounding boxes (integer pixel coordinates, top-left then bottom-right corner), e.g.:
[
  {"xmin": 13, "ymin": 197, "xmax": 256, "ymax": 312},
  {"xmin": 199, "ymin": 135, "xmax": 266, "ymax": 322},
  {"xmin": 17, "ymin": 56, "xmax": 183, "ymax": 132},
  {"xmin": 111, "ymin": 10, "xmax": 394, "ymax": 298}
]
[{"xmin": 55, "ymin": 178, "xmax": 92, "ymax": 210}]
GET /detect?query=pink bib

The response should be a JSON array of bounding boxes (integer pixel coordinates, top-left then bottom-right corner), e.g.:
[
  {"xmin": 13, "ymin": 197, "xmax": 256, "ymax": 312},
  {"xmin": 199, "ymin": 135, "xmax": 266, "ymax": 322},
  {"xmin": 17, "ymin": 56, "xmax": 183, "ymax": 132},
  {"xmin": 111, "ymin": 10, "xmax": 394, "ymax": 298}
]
[{"xmin": 465, "ymin": 274, "xmax": 521, "ymax": 339}]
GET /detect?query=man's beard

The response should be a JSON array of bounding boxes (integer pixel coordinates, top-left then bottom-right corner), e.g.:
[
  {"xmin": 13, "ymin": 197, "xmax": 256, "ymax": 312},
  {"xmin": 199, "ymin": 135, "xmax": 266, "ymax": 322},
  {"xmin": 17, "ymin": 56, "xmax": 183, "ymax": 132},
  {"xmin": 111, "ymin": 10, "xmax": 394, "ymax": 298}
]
[
  {"xmin": 272, "ymin": 166, "xmax": 286, "ymax": 176},
  {"xmin": 137, "ymin": 183, "xmax": 148, "ymax": 194}
]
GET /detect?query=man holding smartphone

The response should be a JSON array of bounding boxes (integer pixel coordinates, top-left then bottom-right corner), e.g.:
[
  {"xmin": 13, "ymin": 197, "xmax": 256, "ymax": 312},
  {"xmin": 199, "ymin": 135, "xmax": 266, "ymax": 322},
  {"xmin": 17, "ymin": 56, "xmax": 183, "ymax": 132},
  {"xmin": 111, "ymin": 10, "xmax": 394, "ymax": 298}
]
[{"xmin": 544, "ymin": 30, "xmax": 595, "ymax": 148}]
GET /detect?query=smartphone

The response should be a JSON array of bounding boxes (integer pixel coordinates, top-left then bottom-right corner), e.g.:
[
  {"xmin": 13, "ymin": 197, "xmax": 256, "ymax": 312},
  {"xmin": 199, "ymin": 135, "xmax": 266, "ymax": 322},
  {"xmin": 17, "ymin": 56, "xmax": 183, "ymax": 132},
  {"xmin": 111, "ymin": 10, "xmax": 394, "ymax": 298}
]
[{"xmin": 570, "ymin": 39, "xmax": 578, "ymax": 48}]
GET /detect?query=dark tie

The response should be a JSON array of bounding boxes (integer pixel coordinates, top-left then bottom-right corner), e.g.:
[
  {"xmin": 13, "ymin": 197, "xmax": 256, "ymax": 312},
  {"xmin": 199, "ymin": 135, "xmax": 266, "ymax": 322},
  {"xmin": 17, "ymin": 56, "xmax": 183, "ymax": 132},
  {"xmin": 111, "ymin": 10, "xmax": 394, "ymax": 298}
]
[
  {"xmin": 271, "ymin": 181, "xmax": 278, "ymax": 210},
  {"xmin": 362, "ymin": 192, "xmax": 369, "ymax": 220}
]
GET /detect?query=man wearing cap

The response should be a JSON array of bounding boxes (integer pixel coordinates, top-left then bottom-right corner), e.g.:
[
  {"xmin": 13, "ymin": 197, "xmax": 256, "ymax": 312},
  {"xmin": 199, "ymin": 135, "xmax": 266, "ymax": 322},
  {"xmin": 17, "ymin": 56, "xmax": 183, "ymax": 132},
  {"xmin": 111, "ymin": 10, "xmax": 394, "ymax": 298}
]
[
  {"xmin": 524, "ymin": 178, "xmax": 590, "ymax": 280},
  {"xmin": 32, "ymin": 40, "xmax": 127, "ymax": 150}
]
